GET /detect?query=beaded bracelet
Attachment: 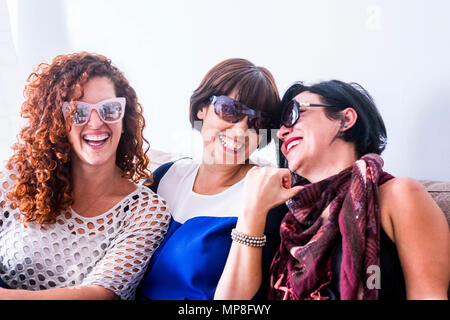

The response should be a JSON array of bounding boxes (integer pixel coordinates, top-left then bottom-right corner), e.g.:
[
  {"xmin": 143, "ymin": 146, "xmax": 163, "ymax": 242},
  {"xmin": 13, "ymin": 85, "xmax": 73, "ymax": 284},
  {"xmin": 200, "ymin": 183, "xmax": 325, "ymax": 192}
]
[{"xmin": 231, "ymin": 228, "xmax": 266, "ymax": 248}]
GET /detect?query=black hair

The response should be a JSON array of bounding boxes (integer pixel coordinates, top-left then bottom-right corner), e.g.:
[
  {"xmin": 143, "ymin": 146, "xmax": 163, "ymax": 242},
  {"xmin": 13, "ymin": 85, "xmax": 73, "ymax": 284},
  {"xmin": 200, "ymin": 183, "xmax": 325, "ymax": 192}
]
[{"xmin": 278, "ymin": 80, "xmax": 387, "ymax": 168}]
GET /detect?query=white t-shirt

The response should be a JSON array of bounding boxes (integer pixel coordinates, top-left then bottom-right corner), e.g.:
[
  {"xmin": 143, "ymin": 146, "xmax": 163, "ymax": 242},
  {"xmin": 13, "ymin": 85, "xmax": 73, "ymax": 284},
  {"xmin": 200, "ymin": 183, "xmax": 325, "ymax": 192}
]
[
  {"xmin": 157, "ymin": 158, "xmax": 245, "ymax": 224},
  {"xmin": 0, "ymin": 169, "xmax": 171, "ymax": 300}
]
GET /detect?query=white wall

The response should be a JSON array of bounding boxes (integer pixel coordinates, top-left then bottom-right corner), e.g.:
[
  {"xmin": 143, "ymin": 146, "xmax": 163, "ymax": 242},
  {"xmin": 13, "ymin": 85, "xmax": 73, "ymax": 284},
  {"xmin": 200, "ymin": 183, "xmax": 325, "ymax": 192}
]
[{"xmin": 1, "ymin": 0, "xmax": 449, "ymax": 180}]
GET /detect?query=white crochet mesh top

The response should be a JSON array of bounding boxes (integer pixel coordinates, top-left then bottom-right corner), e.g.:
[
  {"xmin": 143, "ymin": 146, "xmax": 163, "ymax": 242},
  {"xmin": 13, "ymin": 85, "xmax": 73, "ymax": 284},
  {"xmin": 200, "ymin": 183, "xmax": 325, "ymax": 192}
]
[{"xmin": 0, "ymin": 169, "xmax": 171, "ymax": 300}]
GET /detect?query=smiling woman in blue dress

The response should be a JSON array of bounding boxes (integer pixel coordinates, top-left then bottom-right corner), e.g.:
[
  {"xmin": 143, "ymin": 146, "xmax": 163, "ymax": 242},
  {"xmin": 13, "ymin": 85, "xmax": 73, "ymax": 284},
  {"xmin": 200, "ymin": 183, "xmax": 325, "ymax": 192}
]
[{"xmin": 136, "ymin": 58, "xmax": 292, "ymax": 300}]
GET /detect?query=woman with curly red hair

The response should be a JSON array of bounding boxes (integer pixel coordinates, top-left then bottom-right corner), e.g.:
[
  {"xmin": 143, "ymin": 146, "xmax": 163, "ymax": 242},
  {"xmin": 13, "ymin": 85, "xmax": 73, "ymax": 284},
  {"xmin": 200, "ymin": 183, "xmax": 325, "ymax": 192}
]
[{"xmin": 0, "ymin": 52, "xmax": 170, "ymax": 299}]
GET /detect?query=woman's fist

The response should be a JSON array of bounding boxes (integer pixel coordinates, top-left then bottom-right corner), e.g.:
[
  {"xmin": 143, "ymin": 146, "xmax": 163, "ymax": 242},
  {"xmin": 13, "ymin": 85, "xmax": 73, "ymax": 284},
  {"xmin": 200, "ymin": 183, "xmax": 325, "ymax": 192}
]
[{"xmin": 242, "ymin": 166, "xmax": 303, "ymax": 215}]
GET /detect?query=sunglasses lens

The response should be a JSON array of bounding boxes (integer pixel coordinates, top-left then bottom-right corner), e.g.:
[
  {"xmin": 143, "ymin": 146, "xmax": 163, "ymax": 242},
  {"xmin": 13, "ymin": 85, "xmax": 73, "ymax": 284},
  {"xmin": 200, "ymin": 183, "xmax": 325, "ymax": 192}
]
[
  {"xmin": 213, "ymin": 96, "xmax": 270, "ymax": 130},
  {"xmin": 99, "ymin": 101, "xmax": 123, "ymax": 122},
  {"xmin": 73, "ymin": 105, "xmax": 90, "ymax": 125},
  {"xmin": 214, "ymin": 97, "xmax": 243, "ymax": 123},
  {"xmin": 282, "ymin": 100, "xmax": 298, "ymax": 127}
]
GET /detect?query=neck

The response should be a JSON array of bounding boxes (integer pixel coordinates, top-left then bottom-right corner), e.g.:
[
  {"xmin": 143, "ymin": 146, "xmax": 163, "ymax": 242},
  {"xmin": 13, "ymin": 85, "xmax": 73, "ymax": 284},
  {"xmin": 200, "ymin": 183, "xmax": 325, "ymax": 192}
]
[
  {"xmin": 71, "ymin": 158, "xmax": 120, "ymax": 199},
  {"xmin": 194, "ymin": 161, "xmax": 253, "ymax": 194},
  {"xmin": 297, "ymin": 142, "xmax": 358, "ymax": 183}
]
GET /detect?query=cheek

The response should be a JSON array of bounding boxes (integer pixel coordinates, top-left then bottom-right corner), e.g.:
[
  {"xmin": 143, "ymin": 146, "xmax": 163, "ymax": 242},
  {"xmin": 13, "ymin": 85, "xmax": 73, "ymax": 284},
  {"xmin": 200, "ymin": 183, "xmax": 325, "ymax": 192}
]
[
  {"xmin": 111, "ymin": 121, "xmax": 124, "ymax": 136},
  {"xmin": 200, "ymin": 117, "xmax": 229, "ymax": 142},
  {"xmin": 304, "ymin": 132, "xmax": 328, "ymax": 153},
  {"xmin": 303, "ymin": 120, "xmax": 337, "ymax": 146},
  {"xmin": 67, "ymin": 127, "xmax": 81, "ymax": 145},
  {"xmin": 201, "ymin": 125, "xmax": 220, "ymax": 143}
]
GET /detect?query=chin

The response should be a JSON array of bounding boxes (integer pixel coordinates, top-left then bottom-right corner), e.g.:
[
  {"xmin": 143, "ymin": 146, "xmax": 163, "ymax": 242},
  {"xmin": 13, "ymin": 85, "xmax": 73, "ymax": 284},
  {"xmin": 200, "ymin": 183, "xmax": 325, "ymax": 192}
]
[
  {"xmin": 212, "ymin": 140, "xmax": 249, "ymax": 166},
  {"xmin": 288, "ymin": 162, "xmax": 300, "ymax": 173},
  {"xmin": 285, "ymin": 148, "xmax": 309, "ymax": 173},
  {"xmin": 78, "ymin": 151, "xmax": 116, "ymax": 167},
  {"xmin": 286, "ymin": 156, "xmax": 303, "ymax": 174},
  {"xmin": 83, "ymin": 159, "xmax": 111, "ymax": 167}
]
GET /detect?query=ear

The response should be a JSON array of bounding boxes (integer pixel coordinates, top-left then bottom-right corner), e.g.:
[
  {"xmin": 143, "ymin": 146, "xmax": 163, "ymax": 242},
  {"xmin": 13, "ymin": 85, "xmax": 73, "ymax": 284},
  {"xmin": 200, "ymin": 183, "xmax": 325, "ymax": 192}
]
[
  {"xmin": 340, "ymin": 107, "xmax": 357, "ymax": 131},
  {"xmin": 197, "ymin": 106, "xmax": 208, "ymax": 120}
]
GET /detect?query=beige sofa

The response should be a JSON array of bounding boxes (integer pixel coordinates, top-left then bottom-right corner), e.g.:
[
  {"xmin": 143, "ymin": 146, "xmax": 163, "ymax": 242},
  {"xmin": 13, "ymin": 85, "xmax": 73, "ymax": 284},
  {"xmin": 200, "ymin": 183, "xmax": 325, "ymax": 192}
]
[
  {"xmin": 420, "ymin": 180, "xmax": 450, "ymax": 227},
  {"xmin": 148, "ymin": 149, "xmax": 450, "ymax": 226}
]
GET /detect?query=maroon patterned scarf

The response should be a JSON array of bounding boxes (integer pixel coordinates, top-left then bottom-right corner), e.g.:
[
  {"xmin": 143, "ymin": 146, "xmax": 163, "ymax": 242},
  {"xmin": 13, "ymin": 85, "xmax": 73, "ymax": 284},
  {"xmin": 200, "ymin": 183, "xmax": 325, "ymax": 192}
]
[{"xmin": 268, "ymin": 154, "xmax": 393, "ymax": 300}]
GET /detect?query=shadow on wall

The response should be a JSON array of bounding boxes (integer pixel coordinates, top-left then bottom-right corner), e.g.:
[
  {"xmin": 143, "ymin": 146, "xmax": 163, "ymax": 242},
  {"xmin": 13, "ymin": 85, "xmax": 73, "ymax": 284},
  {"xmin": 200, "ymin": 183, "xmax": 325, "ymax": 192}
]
[{"xmin": 409, "ymin": 90, "xmax": 450, "ymax": 181}]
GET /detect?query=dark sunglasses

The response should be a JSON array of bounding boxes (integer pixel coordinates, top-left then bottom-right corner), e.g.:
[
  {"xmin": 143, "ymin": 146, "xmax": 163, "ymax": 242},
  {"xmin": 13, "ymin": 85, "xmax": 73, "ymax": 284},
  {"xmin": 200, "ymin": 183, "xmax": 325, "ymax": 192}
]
[
  {"xmin": 281, "ymin": 98, "xmax": 342, "ymax": 128},
  {"xmin": 210, "ymin": 95, "xmax": 271, "ymax": 131}
]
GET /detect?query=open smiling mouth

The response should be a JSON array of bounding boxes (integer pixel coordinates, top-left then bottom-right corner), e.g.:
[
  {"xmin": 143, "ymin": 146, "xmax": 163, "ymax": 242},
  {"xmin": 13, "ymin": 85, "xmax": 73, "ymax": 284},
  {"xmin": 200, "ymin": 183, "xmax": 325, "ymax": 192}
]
[
  {"xmin": 82, "ymin": 133, "xmax": 110, "ymax": 147},
  {"xmin": 284, "ymin": 137, "xmax": 303, "ymax": 154},
  {"xmin": 218, "ymin": 134, "xmax": 245, "ymax": 153}
]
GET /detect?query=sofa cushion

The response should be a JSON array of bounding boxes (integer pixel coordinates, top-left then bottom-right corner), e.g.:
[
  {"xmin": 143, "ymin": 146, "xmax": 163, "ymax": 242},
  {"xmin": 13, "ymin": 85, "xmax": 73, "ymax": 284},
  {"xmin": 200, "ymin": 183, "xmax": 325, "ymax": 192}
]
[{"xmin": 420, "ymin": 180, "xmax": 450, "ymax": 227}]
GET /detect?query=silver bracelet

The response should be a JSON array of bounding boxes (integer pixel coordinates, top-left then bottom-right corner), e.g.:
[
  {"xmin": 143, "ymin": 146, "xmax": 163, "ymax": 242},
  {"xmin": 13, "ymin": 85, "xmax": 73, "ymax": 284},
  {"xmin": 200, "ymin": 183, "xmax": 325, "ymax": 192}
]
[{"xmin": 231, "ymin": 228, "xmax": 266, "ymax": 248}]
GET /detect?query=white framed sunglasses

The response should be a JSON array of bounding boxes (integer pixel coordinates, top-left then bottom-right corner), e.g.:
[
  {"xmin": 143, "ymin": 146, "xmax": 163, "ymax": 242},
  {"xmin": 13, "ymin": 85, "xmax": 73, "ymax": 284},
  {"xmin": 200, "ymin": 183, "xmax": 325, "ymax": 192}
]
[{"xmin": 62, "ymin": 97, "xmax": 126, "ymax": 126}]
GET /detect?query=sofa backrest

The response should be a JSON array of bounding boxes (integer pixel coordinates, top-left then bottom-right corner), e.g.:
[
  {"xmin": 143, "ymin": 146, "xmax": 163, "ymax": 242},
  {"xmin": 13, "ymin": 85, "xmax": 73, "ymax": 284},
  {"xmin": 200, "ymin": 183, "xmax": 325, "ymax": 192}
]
[{"xmin": 420, "ymin": 180, "xmax": 450, "ymax": 227}]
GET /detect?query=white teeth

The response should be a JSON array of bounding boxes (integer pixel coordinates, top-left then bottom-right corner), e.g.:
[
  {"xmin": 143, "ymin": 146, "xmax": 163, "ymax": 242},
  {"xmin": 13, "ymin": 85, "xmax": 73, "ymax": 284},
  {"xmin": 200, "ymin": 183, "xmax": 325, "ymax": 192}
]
[
  {"xmin": 218, "ymin": 135, "xmax": 243, "ymax": 151},
  {"xmin": 286, "ymin": 139, "xmax": 301, "ymax": 152},
  {"xmin": 83, "ymin": 134, "xmax": 110, "ymax": 141}
]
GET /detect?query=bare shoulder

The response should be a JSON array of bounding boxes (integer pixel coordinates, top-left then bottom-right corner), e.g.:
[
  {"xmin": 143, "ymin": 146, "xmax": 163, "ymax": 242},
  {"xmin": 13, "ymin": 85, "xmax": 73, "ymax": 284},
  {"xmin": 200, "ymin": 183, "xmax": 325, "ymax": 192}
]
[
  {"xmin": 378, "ymin": 177, "xmax": 446, "ymax": 242},
  {"xmin": 378, "ymin": 177, "xmax": 449, "ymax": 299},
  {"xmin": 379, "ymin": 176, "xmax": 430, "ymax": 203}
]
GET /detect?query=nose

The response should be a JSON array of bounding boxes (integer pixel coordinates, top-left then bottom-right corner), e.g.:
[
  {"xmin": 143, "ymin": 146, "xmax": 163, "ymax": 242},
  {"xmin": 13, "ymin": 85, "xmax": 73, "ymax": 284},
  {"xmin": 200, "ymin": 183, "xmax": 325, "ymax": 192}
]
[
  {"xmin": 86, "ymin": 109, "xmax": 104, "ymax": 127},
  {"xmin": 277, "ymin": 125, "xmax": 292, "ymax": 142}
]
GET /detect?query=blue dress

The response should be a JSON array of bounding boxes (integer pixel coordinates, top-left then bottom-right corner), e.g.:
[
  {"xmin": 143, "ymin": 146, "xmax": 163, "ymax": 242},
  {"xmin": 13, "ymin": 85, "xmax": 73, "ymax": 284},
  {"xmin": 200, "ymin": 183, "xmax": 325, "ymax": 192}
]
[{"xmin": 136, "ymin": 159, "xmax": 285, "ymax": 300}]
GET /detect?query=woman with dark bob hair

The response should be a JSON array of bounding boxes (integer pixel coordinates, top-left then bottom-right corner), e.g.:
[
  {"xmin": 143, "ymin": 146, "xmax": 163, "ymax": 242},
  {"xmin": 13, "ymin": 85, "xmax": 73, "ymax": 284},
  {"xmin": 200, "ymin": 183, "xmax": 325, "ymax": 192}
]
[
  {"xmin": 0, "ymin": 52, "xmax": 170, "ymax": 299},
  {"xmin": 137, "ymin": 58, "xmax": 291, "ymax": 300},
  {"xmin": 215, "ymin": 80, "xmax": 449, "ymax": 300}
]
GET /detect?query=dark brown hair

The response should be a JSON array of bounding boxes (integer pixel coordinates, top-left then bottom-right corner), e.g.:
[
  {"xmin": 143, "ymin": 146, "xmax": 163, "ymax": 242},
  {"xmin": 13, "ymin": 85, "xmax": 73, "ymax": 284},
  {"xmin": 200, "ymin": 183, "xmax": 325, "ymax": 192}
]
[
  {"xmin": 6, "ymin": 52, "xmax": 151, "ymax": 225},
  {"xmin": 189, "ymin": 58, "xmax": 280, "ymax": 141}
]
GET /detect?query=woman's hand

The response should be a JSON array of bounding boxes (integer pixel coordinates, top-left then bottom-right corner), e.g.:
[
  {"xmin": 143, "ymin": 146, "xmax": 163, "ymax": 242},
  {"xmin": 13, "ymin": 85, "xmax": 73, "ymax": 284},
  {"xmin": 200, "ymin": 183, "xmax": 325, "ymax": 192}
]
[
  {"xmin": 237, "ymin": 167, "xmax": 303, "ymax": 236},
  {"xmin": 216, "ymin": 167, "xmax": 303, "ymax": 300},
  {"xmin": 243, "ymin": 166, "xmax": 303, "ymax": 215}
]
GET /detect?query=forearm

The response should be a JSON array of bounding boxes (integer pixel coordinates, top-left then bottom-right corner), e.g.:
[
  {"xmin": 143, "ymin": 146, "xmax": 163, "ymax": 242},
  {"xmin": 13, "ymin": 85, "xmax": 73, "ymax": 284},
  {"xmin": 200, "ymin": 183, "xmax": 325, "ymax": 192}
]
[
  {"xmin": 215, "ymin": 242, "xmax": 264, "ymax": 299},
  {"xmin": 215, "ymin": 209, "xmax": 266, "ymax": 300},
  {"xmin": 216, "ymin": 167, "xmax": 301, "ymax": 299},
  {"xmin": 0, "ymin": 285, "xmax": 118, "ymax": 300}
]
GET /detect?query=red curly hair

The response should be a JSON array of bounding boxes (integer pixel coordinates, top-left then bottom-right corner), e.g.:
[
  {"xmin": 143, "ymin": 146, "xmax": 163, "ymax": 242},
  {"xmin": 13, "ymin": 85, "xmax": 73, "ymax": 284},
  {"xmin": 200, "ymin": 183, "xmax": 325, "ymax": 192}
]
[{"xmin": 7, "ymin": 52, "xmax": 151, "ymax": 225}]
